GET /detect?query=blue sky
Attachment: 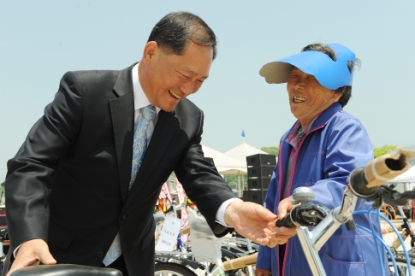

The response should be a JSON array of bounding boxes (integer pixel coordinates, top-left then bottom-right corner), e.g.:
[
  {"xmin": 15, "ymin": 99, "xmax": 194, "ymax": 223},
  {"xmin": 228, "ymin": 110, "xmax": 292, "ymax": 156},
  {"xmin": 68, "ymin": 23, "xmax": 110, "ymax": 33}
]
[{"xmin": 1, "ymin": 0, "xmax": 415, "ymax": 182}]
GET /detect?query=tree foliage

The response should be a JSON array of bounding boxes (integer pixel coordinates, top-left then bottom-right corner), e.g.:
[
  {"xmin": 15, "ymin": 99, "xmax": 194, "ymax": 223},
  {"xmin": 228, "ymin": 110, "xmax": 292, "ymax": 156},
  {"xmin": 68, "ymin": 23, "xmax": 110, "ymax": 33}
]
[
  {"xmin": 225, "ymin": 175, "xmax": 238, "ymax": 189},
  {"xmin": 261, "ymin": 146, "xmax": 279, "ymax": 156},
  {"xmin": 373, "ymin": 145, "xmax": 398, "ymax": 158},
  {"xmin": 259, "ymin": 145, "xmax": 401, "ymax": 159}
]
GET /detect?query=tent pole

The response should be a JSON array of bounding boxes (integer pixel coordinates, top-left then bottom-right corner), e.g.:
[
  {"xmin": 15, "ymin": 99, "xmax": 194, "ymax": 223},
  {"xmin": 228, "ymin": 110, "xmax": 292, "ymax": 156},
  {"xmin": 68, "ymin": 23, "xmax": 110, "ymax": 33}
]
[
  {"xmin": 241, "ymin": 175, "xmax": 244, "ymax": 197},
  {"xmin": 238, "ymin": 175, "xmax": 241, "ymax": 197}
]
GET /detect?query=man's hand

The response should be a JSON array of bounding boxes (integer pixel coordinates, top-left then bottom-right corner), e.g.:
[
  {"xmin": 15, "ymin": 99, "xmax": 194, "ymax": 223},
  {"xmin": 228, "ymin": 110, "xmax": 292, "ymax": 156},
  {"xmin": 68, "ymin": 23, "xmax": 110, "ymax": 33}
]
[
  {"xmin": 6, "ymin": 239, "xmax": 56, "ymax": 276},
  {"xmin": 223, "ymin": 201, "xmax": 277, "ymax": 247}
]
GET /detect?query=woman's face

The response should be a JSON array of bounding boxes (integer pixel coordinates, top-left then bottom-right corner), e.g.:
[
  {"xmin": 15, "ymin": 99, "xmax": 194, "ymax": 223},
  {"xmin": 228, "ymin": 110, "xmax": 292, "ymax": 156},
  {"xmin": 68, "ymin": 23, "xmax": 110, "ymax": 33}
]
[{"xmin": 287, "ymin": 67, "xmax": 342, "ymax": 128}]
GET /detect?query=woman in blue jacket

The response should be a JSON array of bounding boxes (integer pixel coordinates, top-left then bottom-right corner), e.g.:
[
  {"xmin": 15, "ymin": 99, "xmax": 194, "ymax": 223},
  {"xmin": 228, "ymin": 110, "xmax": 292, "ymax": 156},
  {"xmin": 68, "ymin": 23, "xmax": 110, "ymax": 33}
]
[{"xmin": 255, "ymin": 43, "xmax": 388, "ymax": 275}]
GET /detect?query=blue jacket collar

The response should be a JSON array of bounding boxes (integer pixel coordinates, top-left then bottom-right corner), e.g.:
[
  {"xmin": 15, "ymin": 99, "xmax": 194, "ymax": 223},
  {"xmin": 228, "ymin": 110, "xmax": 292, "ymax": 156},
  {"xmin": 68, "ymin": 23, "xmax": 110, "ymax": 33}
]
[
  {"xmin": 310, "ymin": 102, "xmax": 343, "ymax": 132},
  {"xmin": 284, "ymin": 103, "xmax": 343, "ymax": 138}
]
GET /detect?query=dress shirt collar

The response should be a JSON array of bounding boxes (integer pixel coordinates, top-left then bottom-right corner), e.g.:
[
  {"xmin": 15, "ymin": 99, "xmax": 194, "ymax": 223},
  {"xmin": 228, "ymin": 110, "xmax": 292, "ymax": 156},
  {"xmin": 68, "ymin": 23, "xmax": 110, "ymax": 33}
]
[{"xmin": 132, "ymin": 63, "xmax": 161, "ymax": 114}]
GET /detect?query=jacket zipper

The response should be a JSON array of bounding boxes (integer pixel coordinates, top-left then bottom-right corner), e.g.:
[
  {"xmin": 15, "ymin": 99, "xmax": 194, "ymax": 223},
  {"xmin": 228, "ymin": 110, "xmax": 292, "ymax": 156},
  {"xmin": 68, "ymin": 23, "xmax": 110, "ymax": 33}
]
[{"xmin": 280, "ymin": 125, "xmax": 324, "ymax": 276}]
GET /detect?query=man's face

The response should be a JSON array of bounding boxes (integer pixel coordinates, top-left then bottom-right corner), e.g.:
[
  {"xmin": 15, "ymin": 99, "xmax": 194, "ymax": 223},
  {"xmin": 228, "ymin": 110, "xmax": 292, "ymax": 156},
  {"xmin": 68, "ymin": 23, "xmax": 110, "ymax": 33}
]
[
  {"xmin": 286, "ymin": 67, "xmax": 341, "ymax": 127},
  {"xmin": 140, "ymin": 41, "xmax": 213, "ymax": 112}
]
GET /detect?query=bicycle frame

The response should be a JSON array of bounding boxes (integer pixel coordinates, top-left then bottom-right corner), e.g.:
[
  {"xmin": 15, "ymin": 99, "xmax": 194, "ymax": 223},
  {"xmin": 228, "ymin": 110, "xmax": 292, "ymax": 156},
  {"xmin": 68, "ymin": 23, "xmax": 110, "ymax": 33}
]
[
  {"xmin": 388, "ymin": 205, "xmax": 415, "ymax": 253},
  {"xmin": 295, "ymin": 187, "xmax": 358, "ymax": 275}
]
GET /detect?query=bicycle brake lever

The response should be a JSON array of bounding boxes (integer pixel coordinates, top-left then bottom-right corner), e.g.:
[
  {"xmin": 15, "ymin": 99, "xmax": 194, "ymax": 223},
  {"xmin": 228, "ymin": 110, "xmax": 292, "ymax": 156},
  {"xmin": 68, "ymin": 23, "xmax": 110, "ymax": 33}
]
[
  {"xmin": 276, "ymin": 204, "xmax": 329, "ymax": 227},
  {"xmin": 295, "ymin": 204, "xmax": 329, "ymax": 226}
]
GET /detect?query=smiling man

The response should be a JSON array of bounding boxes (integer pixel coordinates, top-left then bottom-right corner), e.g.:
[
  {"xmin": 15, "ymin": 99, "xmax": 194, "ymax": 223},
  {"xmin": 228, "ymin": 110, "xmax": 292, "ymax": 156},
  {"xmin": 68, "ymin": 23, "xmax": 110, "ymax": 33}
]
[
  {"xmin": 4, "ymin": 12, "xmax": 279, "ymax": 276},
  {"xmin": 139, "ymin": 40, "xmax": 212, "ymax": 112}
]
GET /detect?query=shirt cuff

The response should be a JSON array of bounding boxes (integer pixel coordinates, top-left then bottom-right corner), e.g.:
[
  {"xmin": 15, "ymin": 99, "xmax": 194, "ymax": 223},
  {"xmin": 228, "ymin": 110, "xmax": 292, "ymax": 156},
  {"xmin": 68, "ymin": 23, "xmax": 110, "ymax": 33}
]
[
  {"xmin": 14, "ymin": 244, "xmax": 22, "ymax": 258},
  {"xmin": 215, "ymin": 198, "xmax": 242, "ymax": 227}
]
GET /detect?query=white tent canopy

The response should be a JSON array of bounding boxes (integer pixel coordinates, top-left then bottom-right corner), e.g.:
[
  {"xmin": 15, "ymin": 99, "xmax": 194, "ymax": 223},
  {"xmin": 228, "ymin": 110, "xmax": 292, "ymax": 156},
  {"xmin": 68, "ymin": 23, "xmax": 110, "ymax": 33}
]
[
  {"xmin": 387, "ymin": 165, "xmax": 415, "ymax": 194},
  {"xmin": 389, "ymin": 166, "xmax": 415, "ymax": 183},
  {"xmin": 202, "ymin": 144, "xmax": 248, "ymax": 197},
  {"xmin": 201, "ymin": 144, "xmax": 247, "ymax": 176},
  {"xmin": 224, "ymin": 143, "xmax": 271, "ymax": 165}
]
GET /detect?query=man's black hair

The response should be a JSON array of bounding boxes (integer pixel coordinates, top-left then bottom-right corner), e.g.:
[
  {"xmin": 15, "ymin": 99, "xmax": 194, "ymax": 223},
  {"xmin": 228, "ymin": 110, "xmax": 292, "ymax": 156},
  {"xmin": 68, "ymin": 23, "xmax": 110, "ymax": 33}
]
[{"xmin": 148, "ymin": 12, "xmax": 217, "ymax": 60}]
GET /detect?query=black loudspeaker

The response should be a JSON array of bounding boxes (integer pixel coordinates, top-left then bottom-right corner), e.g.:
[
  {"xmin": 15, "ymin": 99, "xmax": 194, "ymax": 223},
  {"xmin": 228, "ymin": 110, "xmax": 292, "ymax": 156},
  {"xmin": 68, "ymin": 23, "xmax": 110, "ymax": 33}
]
[
  {"xmin": 0, "ymin": 216, "xmax": 6, "ymax": 227},
  {"xmin": 246, "ymin": 154, "xmax": 276, "ymax": 167},
  {"xmin": 248, "ymin": 178, "xmax": 271, "ymax": 190},
  {"xmin": 247, "ymin": 165, "xmax": 274, "ymax": 178},
  {"xmin": 243, "ymin": 190, "xmax": 268, "ymax": 205},
  {"xmin": 244, "ymin": 154, "xmax": 276, "ymax": 205}
]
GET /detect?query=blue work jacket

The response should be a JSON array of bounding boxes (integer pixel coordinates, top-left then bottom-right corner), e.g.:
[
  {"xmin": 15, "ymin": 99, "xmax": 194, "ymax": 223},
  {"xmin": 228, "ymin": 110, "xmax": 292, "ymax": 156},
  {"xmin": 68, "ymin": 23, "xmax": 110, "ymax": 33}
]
[{"xmin": 257, "ymin": 103, "xmax": 389, "ymax": 276}]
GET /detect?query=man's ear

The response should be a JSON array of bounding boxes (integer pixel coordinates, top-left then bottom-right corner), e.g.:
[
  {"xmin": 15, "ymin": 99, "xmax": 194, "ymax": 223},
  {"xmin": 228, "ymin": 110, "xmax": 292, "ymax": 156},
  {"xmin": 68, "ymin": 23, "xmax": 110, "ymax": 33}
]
[{"xmin": 142, "ymin": 41, "xmax": 159, "ymax": 60}]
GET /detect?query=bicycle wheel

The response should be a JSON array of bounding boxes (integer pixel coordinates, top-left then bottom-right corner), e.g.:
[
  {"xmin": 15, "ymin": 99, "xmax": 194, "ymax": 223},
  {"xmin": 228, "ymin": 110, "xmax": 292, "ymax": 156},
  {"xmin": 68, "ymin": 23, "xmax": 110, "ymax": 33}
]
[
  {"xmin": 155, "ymin": 262, "xmax": 197, "ymax": 276},
  {"xmin": 388, "ymin": 255, "xmax": 415, "ymax": 276},
  {"xmin": 393, "ymin": 249, "xmax": 415, "ymax": 262}
]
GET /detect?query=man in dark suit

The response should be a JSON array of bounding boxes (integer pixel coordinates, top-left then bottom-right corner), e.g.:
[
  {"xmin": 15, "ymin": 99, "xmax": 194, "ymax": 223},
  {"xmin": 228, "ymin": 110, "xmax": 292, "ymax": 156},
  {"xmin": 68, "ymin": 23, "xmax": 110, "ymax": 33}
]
[{"xmin": 4, "ymin": 12, "xmax": 279, "ymax": 276}]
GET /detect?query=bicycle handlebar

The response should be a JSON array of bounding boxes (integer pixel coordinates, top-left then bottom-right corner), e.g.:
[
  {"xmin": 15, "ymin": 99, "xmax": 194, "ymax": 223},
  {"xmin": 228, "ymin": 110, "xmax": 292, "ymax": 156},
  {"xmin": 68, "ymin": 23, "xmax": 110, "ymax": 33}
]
[
  {"xmin": 276, "ymin": 213, "xmax": 296, "ymax": 228},
  {"xmin": 349, "ymin": 148, "xmax": 414, "ymax": 198},
  {"xmin": 10, "ymin": 264, "xmax": 122, "ymax": 276},
  {"xmin": 276, "ymin": 203, "xmax": 330, "ymax": 228},
  {"xmin": 276, "ymin": 148, "xmax": 415, "ymax": 228}
]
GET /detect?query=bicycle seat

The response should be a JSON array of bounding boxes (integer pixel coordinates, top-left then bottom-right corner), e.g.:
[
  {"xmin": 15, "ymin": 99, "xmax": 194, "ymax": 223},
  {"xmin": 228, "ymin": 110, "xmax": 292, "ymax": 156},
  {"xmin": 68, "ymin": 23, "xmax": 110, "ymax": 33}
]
[{"xmin": 10, "ymin": 264, "xmax": 123, "ymax": 276}]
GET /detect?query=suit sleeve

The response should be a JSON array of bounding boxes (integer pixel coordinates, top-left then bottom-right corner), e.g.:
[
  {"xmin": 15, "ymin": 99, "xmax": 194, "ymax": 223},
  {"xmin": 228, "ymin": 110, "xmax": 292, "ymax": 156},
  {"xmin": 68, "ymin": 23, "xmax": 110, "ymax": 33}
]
[
  {"xmin": 5, "ymin": 71, "xmax": 84, "ymax": 251},
  {"xmin": 174, "ymin": 110, "xmax": 237, "ymax": 237}
]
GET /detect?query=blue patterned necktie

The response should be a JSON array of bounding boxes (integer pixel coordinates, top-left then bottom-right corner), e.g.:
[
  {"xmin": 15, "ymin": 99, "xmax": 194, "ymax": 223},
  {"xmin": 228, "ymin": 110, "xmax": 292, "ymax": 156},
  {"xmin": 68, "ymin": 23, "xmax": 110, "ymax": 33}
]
[{"xmin": 103, "ymin": 105, "xmax": 156, "ymax": 266}]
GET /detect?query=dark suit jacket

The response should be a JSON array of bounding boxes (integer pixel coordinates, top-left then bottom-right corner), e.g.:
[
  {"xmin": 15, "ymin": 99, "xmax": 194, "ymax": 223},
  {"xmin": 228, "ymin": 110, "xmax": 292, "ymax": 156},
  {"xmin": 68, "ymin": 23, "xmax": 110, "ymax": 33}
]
[{"xmin": 4, "ymin": 63, "xmax": 236, "ymax": 275}]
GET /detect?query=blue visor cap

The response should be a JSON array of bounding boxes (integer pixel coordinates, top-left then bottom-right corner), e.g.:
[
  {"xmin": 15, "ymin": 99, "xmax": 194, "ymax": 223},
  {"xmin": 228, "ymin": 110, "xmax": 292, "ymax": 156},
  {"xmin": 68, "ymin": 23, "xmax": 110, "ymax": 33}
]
[{"xmin": 259, "ymin": 43, "xmax": 355, "ymax": 90}]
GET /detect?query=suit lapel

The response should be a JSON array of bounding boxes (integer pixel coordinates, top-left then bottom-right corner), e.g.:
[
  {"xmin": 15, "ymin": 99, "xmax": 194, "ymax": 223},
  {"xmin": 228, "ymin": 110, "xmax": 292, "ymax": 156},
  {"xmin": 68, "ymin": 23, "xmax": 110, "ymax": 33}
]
[
  {"xmin": 123, "ymin": 110, "xmax": 179, "ymax": 210},
  {"xmin": 110, "ymin": 64, "xmax": 136, "ymax": 202}
]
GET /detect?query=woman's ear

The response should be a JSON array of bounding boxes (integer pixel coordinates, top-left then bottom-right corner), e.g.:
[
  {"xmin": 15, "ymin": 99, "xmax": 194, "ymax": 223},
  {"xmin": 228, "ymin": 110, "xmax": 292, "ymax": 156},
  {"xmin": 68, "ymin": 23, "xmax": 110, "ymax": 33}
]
[{"xmin": 332, "ymin": 87, "xmax": 345, "ymax": 102}]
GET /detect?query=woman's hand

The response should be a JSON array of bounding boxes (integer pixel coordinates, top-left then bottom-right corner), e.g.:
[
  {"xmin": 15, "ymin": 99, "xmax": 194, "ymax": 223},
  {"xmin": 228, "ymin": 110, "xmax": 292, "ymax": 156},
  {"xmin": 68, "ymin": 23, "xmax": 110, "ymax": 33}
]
[
  {"xmin": 267, "ymin": 197, "xmax": 299, "ymax": 247},
  {"xmin": 255, "ymin": 268, "xmax": 271, "ymax": 276}
]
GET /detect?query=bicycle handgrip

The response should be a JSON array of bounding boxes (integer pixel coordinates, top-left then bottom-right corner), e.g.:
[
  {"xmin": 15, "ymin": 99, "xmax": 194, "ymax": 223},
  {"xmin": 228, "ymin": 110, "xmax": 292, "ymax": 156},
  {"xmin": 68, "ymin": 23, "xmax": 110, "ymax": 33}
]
[
  {"xmin": 276, "ymin": 213, "xmax": 296, "ymax": 228},
  {"xmin": 10, "ymin": 264, "xmax": 123, "ymax": 276},
  {"xmin": 349, "ymin": 148, "xmax": 414, "ymax": 198},
  {"xmin": 223, "ymin": 252, "xmax": 258, "ymax": 271}
]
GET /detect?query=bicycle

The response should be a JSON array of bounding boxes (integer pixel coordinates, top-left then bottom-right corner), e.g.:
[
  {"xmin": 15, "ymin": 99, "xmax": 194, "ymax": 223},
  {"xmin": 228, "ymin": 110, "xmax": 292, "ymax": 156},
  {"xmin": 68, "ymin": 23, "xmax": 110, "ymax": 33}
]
[
  {"xmin": 276, "ymin": 148, "xmax": 415, "ymax": 275},
  {"xmin": 154, "ymin": 205, "xmax": 259, "ymax": 276},
  {"xmin": 0, "ymin": 227, "xmax": 9, "ymax": 273},
  {"xmin": 221, "ymin": 205, "xmax": 415, "ymax": 275},
  {"xmin": 221, "ymin": 206, "xmax": 415, "ymax": 276},
  {"xmin": 155, "ymin": 205, "xmax": 226, "ymax": 276},
  {"xmin": 221, "ymin": 231, "xmax": 258, "ymax": 257},
  {"xmin": 9, "ymin": 264, "xmax": 122, "ymax": 276},
  {"xmin": 383, "ymin": 204, "xmax": 415, "ymax": 255},
  {"xmin": 380, "ymin": 203, "xmax": 415, "ymax": 275}
]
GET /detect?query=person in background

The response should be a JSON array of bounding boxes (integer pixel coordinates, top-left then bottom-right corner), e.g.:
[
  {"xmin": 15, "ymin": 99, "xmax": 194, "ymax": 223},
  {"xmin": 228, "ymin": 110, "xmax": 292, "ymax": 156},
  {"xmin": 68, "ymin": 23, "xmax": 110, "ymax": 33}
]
[
  {"xmin": 167, "ymin": 172, "xmax": 179, "ymax": 204},
  {"xmin": 255, "ymin": 43, "xmax": 388, "ymax": 275},
  {"xmin": 4, "ymin": 12, "xmax": 279, "ymax": 276}
]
